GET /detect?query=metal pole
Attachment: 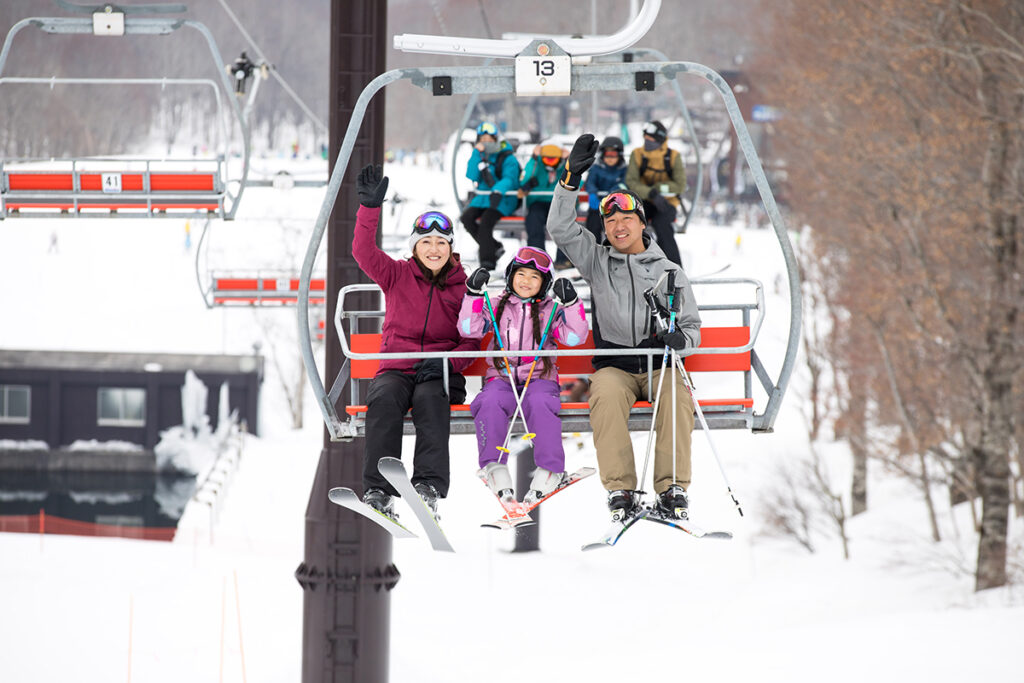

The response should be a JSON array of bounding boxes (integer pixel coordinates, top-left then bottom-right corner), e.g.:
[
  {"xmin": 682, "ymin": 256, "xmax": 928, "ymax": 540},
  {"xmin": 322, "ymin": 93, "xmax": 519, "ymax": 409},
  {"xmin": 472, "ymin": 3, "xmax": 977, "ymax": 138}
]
[{"xmin": 296, "ymin": 4, "xmax": 394, "ymax": 683}]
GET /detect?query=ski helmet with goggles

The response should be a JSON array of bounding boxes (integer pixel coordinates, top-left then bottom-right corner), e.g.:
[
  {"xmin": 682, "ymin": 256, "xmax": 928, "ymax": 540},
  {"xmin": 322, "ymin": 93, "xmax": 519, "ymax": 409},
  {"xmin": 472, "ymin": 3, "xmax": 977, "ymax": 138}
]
[
  {"xmin": 409, "ymin": 210, "xmax": 455, "ymax": 253},
  {"xmin": 537, "ymin": 143, "xmax": 563, "ymax": 169},
  {"xmin": 504, "ymin": 246, "xmax": 553, "ymax": 301},
  {"xmin": 642, "ymin": 120, "xmax": 668, "ymax": 144},
  {"xmin": 598, "ymin": 190, "xmax": 647, "ymax": 224},
  {"xmin": 475, "ymin": 121, "xmax": 500, "ymax": 141},
  {"xmin": 599, "ymin": 136, "xmax": 624, "ymax": 155}
]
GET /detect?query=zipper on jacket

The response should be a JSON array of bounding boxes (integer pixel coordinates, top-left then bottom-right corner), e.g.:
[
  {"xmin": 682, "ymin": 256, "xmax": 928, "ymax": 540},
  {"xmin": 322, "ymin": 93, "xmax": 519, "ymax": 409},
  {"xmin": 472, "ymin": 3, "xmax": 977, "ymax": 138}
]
[
  {"xmin": 516, "ymin": 300, "xmax": 532, "ymax": 382},
  {"xmin": 420, "ymin": 282, "xmax": 436, "ymax": 350}
]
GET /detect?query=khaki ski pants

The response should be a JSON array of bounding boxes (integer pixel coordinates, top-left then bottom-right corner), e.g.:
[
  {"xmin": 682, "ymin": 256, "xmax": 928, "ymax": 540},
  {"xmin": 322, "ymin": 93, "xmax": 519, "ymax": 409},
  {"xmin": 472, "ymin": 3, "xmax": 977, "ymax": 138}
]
[{"xmin": 588, "ymin": 365, "xmax": 694, "ymax": 494}]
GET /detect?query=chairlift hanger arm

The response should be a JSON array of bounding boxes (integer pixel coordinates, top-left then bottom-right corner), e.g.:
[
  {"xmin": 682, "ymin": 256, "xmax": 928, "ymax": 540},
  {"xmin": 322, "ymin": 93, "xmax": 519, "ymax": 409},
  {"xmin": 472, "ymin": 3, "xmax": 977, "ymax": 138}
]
[
  {"xmin": 394, "ymin": 0, "xmax": 661, "ymax": 59},
  {"xmin": 56, "ymin": 1, "xmax": 187, "ymax": 14}
]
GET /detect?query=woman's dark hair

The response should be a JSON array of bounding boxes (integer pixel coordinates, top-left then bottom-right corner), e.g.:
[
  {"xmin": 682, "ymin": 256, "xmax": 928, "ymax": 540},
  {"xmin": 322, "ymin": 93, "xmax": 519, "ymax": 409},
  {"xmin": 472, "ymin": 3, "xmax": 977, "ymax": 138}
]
[{"xmin": 490, "ymin": 292, "xmax": 553, "ymax": 377}]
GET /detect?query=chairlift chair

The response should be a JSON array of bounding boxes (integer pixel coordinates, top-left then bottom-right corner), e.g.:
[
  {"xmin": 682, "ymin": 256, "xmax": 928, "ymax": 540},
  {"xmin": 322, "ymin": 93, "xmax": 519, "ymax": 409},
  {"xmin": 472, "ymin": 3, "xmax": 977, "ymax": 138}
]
[
  {"xmin": 297, "ymin": 0, "xmax": 801, "ymax": 441},
  {"xmin": 0, "ymin": 2, "xmax": 258, "ymax": 220}
]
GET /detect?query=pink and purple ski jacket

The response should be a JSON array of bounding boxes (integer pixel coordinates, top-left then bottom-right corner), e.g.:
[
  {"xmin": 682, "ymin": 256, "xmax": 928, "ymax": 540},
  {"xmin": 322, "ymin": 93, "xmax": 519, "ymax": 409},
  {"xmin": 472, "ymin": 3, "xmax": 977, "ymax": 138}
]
[{"xmin": 458, "ymin": 292, "xmax": 589, "ymax": 384}]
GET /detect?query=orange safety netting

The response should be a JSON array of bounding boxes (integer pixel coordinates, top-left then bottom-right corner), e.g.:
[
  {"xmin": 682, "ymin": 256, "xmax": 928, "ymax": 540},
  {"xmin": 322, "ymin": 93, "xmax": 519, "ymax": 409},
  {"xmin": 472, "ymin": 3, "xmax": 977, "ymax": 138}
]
[{"xmin": 0, "ymin": 510, "xmax": 176, "ymax": 542}]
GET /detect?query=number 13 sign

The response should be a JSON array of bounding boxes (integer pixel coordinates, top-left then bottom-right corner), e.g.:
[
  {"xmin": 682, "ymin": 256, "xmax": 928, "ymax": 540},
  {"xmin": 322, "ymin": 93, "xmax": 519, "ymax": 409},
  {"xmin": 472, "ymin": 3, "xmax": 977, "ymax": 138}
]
[{"xmin": 515, "ymin": 44, "xmax": 571, "ymax": 97}]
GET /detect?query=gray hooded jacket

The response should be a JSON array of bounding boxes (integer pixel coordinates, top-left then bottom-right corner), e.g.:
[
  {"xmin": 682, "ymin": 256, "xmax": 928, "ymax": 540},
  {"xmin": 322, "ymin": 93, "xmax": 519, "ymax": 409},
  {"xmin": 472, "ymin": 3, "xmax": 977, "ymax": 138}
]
[{"xmin": 546, "ymin": 183, "xmax": 700, "ymax": 373}]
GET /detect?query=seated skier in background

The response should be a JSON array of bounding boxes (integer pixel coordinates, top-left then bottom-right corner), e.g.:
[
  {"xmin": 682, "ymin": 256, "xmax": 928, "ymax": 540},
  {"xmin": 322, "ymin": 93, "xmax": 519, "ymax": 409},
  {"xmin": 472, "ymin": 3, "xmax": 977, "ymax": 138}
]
[
  {"xmin": 517, "ymin": 142, "xmax": 572, "ymax": 269},
  {"xmin": 351, "ymin": 164, "xmax": 479, "ymax": 520},
  {"xmin": 546, "ymin": 134, "xmax": 701, "ymax": 521},
  {"xmin": 457, "ymin": 246, "xmax": 588, "ymax": 507},
  {"xmin": 460, "ymin": 121, "xmax": 521, "ymax": 270},
  {"xmin": 625, "ymin": 120, "xmax": 686, "ymax": 265}
]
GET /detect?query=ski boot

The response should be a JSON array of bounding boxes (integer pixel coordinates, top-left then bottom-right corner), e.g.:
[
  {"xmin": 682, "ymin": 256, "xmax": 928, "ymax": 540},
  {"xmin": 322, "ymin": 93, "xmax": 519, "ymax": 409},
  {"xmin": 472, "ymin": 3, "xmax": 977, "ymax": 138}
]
[
  {"xmin": 363, "ymin": 488, "xmax": 395, "ymax": 517},
  {"xmin": 414, "ymin": 482, "xmax": 441, "ymax": 519},
  {"xmin": 656, "ymin": 484, "xmax": 689, "ymax": 520},
  {"xmin": 478, "ymin": 461, "xmax": 529, "ymax": 520},
  {"xmin": 607, "ymin": 489, "xmax": 637, "ymax": 522},
  {"xmin": 478, "ymin": 462, "xmax": 515, "ymax": 504},
  {"xmin": 523, "ymin": 467, "xmax": 567, "ymax": 507}
]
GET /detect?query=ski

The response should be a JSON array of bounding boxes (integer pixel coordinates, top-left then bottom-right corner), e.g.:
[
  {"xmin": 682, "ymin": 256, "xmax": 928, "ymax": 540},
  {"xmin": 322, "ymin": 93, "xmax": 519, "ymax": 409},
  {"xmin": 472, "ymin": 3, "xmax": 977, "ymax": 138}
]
[
  {"xmin": 643, "ymin": 508, "xmax": 733, "ymax": 540},
  {"xmin": 327, "ymin": 487, "xmax": 418, "ymax": 539},
  {"xmin": 524, "ymin": 466, "xmax": 596, "ymax": 513},
  {"xmin": 480, "ymin": 503, "xmax": 535, "ymax": 530},
  {"xmin": 479, "ymin": 476, "xmax": 535, "ymax": 530},
  {"xmin": 481, "ymin": 466, "xmax": 596, "ymax": 530},
  {"xmin": 581, "ymin": 507, "xmax": 650, "ymax": 551},
  {"xmin": 377, "ymin": 456, "xmax": 455, "ymax": 553}
]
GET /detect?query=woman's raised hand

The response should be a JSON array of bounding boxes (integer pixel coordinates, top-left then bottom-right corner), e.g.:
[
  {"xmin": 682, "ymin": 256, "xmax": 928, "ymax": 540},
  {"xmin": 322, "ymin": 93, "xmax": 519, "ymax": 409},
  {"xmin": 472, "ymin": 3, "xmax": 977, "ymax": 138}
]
[{"xmin": 356, "ymin": 164, "xmax": 389, "ymax": 208}]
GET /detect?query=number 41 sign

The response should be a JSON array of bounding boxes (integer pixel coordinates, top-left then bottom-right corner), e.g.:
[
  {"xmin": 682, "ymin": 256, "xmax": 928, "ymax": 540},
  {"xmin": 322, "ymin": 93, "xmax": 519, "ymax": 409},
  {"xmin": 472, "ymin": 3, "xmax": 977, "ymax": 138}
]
[{"xmin": 515, "ymin": 43, "xmax": 571, "ymax": 97}]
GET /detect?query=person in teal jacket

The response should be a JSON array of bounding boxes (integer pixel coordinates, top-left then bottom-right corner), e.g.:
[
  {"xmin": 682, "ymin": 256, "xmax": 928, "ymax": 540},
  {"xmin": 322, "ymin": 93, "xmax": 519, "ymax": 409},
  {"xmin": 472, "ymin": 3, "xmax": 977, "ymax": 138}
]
[
  {"xmin": 460, "ymin": 122, "xmax": 521, "ymax": 270},
  {"xmin": 518, "ymin": 143, "xmax": 565, "ymax": 256}
]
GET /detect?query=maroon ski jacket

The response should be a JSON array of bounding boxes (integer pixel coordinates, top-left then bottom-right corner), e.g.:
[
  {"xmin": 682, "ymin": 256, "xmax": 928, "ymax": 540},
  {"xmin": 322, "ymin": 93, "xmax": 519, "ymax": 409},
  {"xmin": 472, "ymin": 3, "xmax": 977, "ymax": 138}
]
[{"xmin": 352, "ymin": 205, "xmax": 479, "ymax": 375}]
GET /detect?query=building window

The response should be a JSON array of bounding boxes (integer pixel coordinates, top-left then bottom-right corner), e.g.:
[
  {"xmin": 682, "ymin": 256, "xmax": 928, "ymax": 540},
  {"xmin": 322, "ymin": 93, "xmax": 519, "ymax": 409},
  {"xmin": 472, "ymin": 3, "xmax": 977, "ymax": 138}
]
[
  {"xmin": 97, "ymin": 388, "xmax": 146, "ymax": 427},
  {"xmin": 0, "ymin": 385, "xmax": 31, "ymax": 424}
]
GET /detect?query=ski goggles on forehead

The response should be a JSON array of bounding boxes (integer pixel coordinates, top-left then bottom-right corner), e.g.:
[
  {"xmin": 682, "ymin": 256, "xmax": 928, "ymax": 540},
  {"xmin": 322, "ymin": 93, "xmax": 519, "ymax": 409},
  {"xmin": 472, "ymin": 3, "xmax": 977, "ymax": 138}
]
[
  {"xmin": 599, "ymin": 192, "xmax": 641, "ymax": 217},
  {"xmin": 412, "ymin": 211, "xmax": 454, "ymax": 234},
  {"xmin": 513, "ymin": 247, "xmax": 552, "ymax": 273},
  {"xmin": 540, "ymin": 155, "xmax": 561, "ymax": 167}
]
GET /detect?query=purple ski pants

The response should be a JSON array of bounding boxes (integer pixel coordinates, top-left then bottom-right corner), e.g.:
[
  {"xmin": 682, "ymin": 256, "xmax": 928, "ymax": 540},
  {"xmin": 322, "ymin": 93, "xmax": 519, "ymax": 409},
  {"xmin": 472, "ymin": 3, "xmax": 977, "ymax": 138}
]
[{"xmin": 470, "ymin": 377, "xmax": 565, "ymax": 472}]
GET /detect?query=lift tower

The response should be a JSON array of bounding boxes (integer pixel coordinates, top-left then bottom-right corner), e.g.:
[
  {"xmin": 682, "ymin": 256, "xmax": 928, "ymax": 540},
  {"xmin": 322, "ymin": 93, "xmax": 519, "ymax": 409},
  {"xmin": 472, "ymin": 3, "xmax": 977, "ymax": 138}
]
[{"xmin": 294, "ymin": 3, "xmax": 392, "ymax": 682}]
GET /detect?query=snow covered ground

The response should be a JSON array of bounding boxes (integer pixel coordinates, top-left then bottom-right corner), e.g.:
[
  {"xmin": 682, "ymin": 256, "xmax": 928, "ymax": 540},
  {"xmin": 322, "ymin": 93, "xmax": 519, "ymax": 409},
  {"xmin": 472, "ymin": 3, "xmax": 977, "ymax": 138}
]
[{"xmin": 1, "ymin": 159, "xmax": 1020, "ymax": 683}]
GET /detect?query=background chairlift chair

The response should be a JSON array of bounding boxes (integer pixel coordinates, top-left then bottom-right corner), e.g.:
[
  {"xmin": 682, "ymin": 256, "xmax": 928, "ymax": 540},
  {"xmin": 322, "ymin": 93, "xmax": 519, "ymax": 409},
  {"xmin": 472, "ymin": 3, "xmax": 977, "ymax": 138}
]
[
  {"xmin": 0, "ymin": 2, "xmax": 258, "ymax": 220},
  {"xmin": 448, "ymin": 46, "xmax": 704, "ymax": 236}
]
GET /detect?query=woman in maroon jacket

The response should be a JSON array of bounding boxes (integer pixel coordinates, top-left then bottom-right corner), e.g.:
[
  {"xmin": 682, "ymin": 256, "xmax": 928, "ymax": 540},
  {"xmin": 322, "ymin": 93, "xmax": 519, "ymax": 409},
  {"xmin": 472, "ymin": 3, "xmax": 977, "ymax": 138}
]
[{"xmin": 352, "ymin": 164, "xmax": 479, "ymax": 519}]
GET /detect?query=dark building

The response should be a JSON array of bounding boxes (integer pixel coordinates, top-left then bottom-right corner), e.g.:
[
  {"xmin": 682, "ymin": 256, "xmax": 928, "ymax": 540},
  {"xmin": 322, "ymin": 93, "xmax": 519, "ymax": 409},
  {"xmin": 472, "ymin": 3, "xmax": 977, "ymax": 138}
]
[{"xmin": 0, "ymin": 349, "xmax": 263, "ymax": 457}]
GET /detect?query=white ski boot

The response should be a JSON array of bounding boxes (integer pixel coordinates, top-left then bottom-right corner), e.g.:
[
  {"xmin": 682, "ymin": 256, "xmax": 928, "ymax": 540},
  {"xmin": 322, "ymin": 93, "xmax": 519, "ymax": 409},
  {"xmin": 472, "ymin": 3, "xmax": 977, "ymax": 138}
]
[
  {"xmin": 478, "ymin": 461, "xmax": 515, "ymax": 504},
  {"xmin": 523, "ymin": 467, "xmax": 567, "ymax": 507}
]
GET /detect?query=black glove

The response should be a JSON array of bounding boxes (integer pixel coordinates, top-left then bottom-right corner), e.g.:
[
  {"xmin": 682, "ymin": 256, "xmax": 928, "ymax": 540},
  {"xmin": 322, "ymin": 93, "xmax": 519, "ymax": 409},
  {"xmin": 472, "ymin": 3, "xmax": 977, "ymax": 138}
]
[
  {"xmin": 356, "ymin": 164, "xmax": 389, "ymax": 208},
  {"xmin": 521, "ymin": 176, "xmax": 539, "ymax": 192},
  {"xmin": 489, "ymin": 191, "xmax": 502, "ymax": 209},
  {"xmin": 560, "ymin": 134, "xmax": 599, "ymax": 190},
  {"xmin": 551, "ymin": 278, "xmax": 578, "ymax": 306},
  {"xmin": 478, "ymin": 160, "xmax": 496, "ymax": 186},
  {"xmin": 466, "ymin": 267, "xmax": 490, "ymax": 296},
  {"xmin": 413, "ymin": 358, "xmax": 452, "ymax": 383},
  {"xmin": 647, "ymin": 186, "xmax": 661, "ymax": 200},
  {"xmin": 656, "ymin": 329, "xmax": 688, "ymax": 351}
]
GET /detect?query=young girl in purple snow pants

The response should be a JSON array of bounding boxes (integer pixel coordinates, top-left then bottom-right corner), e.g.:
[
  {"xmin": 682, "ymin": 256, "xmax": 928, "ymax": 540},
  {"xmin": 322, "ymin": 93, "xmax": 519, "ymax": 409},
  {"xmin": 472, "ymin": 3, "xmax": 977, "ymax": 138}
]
[{"xmin": 458, "ymin": 246, "xmax": 589, "ymax": 505}]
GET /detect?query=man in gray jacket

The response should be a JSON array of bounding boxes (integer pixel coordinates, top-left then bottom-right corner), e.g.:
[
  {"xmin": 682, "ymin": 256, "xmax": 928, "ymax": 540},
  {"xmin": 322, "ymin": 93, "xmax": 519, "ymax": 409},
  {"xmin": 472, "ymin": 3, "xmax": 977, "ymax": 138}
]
[{"xmin": 547, "ymin": 133, "xmax": 701, "ymax": 520}]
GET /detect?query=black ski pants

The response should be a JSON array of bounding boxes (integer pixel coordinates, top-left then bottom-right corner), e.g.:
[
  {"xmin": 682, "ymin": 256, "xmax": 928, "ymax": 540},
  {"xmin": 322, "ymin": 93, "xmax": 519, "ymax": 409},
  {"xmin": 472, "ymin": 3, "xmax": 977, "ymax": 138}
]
[
  {"xmin": 363, "ymin": 370, "xmax": 466, "ymax": 498},
  {"xmin": 460, "ymin": 206, "xmax": 504, "ymax": 269},
  {"xmin": 643, "ymin": 199, "xmax": 682, "ymax": 266}
]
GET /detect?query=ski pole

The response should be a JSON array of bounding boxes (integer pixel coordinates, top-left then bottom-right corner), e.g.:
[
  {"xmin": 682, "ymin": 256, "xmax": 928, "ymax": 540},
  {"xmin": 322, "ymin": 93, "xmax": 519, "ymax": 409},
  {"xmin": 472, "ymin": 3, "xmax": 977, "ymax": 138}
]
[
  {"xmin": 666, "ymin": 271, "xmax": 678, "ymax": 489},
  {"xmin": 482, "ymin": 291, "xmax": 533, "ymax": 456},
  {"xmin": 638, "ymin": 285, "xmax": 672, "ymax": 492},
  {"xmin": 674, "ymin": 361, "xmax": 745, "ymax": 517},
  {"xmin": 497, "ymin": 301, "xmax": 560, "ymax": 452}
]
